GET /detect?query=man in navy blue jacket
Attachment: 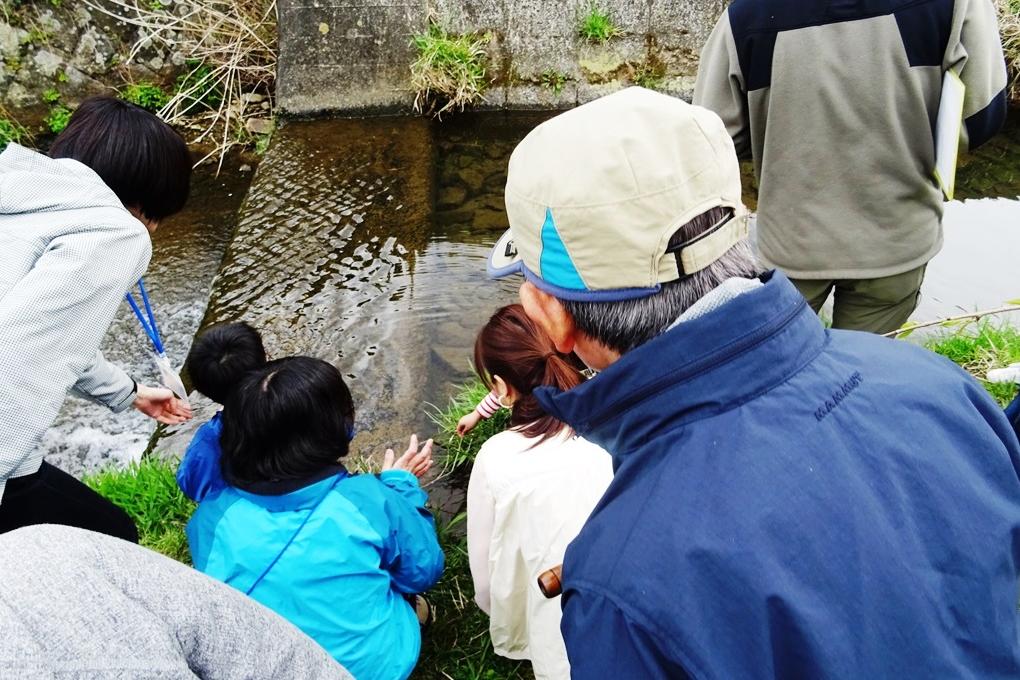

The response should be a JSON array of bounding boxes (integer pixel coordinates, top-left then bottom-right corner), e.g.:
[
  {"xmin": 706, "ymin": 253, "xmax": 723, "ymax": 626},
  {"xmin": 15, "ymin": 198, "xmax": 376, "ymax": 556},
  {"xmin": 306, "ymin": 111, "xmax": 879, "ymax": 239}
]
[{"xmin": 487, "ymin": 87, "xmax": 1020, "ymax": 678}]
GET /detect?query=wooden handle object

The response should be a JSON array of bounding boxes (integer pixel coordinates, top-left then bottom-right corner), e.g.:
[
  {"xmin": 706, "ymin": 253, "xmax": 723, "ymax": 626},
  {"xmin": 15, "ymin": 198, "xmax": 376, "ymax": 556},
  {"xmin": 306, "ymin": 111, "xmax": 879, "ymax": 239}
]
[{"xmin": 537, "ymin": 564, "xmax": 563, "ymax": 598}]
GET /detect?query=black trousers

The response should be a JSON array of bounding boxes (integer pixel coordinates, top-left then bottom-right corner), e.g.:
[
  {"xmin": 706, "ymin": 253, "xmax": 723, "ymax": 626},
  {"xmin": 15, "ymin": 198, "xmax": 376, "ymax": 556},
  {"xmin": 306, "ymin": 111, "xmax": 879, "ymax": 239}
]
[{"xmin": 0, "ymin": 462, "xmax": 138, "ymax": 542}]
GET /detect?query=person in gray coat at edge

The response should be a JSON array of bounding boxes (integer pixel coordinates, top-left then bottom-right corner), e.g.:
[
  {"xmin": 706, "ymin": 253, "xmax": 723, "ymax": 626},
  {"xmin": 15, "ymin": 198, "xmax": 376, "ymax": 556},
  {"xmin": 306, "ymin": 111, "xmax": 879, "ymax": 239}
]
[
  {"xmin": 0, "ymin": 96, "xmax": 193, "ymax": 540},
  {"xmin": 0, "ymin": 524, "xmax": 354, "ymax": 679}
]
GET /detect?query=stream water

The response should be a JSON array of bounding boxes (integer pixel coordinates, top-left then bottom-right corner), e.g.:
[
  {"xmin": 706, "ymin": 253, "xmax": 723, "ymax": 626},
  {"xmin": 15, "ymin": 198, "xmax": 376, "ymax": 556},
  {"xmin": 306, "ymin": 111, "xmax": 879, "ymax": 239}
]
[{"xmin": 43, "ymin": 110, "xmax": 1020, "ymax": 478}]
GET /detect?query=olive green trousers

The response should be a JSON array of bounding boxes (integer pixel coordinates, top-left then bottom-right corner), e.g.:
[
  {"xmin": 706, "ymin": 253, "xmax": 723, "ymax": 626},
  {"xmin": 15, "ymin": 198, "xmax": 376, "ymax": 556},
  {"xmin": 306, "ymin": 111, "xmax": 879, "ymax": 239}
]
[{"xmin": 790, "ymin": 264, "xmax": 927, "ymax": 335}]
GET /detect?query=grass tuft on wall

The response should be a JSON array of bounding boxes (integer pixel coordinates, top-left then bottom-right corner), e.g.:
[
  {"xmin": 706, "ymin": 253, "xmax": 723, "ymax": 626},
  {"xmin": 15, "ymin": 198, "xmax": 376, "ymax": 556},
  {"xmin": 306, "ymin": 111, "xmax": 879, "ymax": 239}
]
[
  {"xmin": 411, "ymin": 21, "xmax": 490, "ymax": 118},
  {"xmin": 577, "ymin": 1, "xmax": 621, "ymax": 44}
]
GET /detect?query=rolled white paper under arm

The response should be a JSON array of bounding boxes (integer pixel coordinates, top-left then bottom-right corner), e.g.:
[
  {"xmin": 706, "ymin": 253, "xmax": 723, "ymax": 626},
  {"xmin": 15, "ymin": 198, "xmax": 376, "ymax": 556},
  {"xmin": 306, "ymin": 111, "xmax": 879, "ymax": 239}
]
[{"xmin": 987, "ymin": 363, "xmax": 1020, "ymax": 385}]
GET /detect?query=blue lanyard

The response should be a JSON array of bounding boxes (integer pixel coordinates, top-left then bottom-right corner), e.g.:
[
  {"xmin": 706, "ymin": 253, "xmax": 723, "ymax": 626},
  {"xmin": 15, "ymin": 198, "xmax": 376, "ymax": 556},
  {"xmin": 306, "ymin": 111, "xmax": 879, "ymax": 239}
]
[{"xmin": 125, "ymin": 278, "xmax": 165, "ymax": 355}]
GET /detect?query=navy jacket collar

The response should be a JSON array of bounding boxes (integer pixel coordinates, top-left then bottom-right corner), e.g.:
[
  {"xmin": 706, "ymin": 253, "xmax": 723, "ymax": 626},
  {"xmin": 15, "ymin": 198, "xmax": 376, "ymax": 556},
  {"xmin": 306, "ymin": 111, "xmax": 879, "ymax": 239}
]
[{"xmin": 535, "ymin": 272, "xmax": 827, "ymax": 466}]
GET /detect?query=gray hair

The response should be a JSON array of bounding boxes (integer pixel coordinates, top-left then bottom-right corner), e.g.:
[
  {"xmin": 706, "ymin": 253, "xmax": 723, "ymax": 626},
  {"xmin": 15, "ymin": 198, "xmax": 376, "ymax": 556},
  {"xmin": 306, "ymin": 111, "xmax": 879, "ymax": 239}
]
[{"xmin": 561, "ymin": 207, "xmax": 759, "ymax": 354}]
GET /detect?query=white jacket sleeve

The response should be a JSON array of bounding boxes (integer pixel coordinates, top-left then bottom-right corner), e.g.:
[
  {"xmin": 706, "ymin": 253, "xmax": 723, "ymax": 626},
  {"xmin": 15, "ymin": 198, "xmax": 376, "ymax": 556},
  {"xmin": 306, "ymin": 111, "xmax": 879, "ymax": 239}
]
[
  {"xmin": 71, "ymin": 350, "xmax": 136, "ymax": 413},
  {"xmin": 0, "ymin": 216, "xmax": 150, "ymax": 498},
  {"xmin": 466, "ymin": 450, "xmax": 496, "ymax": 615}
]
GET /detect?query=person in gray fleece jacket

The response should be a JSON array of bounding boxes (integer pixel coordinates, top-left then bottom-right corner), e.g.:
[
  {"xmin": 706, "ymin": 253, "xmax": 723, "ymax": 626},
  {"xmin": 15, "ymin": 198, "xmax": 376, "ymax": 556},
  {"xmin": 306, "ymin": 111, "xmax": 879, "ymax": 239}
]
[
  {"xmin": 0, "ymin": 97, "xmax": 193, "ymax": 539},
  {"xmin": 0, "ymin": 524, "xmax": 354, "ymax": 679},
  {"xmin": 694, "ymin": 0, "xmax": 1008, "ymax": 333}
]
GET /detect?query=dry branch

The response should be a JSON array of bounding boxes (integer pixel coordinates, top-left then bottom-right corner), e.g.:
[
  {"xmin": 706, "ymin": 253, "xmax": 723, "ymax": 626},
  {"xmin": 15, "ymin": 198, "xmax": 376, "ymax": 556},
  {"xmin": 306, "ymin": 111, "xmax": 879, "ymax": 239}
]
[
  {"xmin": 884, "ymin": 305, "xmax": 1020, "ymax": 338},
  {"xmin": 84, "ymin": 0, "xmax": 278, "ymax": 168}
]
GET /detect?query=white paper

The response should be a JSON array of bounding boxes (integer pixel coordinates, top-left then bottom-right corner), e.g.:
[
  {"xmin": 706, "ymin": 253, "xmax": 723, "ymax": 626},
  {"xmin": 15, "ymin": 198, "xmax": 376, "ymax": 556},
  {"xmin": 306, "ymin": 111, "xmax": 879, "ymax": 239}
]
[
  {"xmin": 988, "ymin": 363, "xmax": 1020, "ymax": 385},
  {"xmin": 934, "ymin": 70, "xmax": 965, "ymax": 201},
  {"xmin": 154, "ymin": 351, "xmax": 191, "ymax": 408}
]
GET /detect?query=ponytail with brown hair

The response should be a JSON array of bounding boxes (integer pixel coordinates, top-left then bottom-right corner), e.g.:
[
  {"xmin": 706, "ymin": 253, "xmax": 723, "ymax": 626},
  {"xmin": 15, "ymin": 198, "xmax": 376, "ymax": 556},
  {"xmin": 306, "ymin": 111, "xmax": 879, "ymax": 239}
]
[{"xmin": 473, "ymin": 304, "xmax": 584, "ymax": 443}]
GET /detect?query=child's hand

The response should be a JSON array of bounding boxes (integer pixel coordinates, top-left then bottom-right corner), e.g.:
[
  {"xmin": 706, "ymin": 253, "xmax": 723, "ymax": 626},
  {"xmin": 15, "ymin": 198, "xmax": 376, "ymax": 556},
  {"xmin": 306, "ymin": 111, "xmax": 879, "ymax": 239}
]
[
  {"xmin": 383, "ymin": 434, "xmax": 434, "ymax": 479},
  {"xmin": 456, "ymin": 411, "xmax": 483, "ymax": 437}
]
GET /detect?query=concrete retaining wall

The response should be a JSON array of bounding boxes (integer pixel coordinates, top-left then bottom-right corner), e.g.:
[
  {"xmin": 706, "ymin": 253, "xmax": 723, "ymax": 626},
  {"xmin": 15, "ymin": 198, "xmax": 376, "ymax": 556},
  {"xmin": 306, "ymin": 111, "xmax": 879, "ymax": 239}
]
[{"xmin": 278, "ymin": 0, "xmax": 727, "ymax": 116}]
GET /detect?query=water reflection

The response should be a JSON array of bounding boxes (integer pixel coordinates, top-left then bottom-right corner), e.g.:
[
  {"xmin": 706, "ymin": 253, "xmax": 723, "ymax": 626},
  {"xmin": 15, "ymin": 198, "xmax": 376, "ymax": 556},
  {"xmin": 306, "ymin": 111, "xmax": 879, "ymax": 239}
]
[
  {"xmin": 916, "ymin": 198, "xmax": 1020, "ymax": 323},
  {"xmin": 158, "ymin": 117, "xmax": 529, "ymax": 465},
  {"xmin": 914, "ymin": 112, "xmax": 1020, "ymax": 323}
]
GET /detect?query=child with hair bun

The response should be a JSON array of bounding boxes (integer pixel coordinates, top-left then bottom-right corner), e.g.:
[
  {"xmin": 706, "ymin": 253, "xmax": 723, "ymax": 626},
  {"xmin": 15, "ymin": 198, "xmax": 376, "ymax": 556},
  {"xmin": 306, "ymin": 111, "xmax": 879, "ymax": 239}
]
[{"xmin": 186, "ymin": 355, "xmax": 443, "ymax": 680}]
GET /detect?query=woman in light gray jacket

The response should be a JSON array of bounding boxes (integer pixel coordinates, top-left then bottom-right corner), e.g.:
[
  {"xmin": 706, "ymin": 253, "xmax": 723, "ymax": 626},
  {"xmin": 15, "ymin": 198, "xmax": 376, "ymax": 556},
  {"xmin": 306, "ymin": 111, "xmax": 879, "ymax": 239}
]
[
  {"xmin": 0, "ymin": 524, "xmax": 354, "ymax": 679},
  {"xmin": 0, "ymin": 97, "xmax": 193, "ymax": 540}
]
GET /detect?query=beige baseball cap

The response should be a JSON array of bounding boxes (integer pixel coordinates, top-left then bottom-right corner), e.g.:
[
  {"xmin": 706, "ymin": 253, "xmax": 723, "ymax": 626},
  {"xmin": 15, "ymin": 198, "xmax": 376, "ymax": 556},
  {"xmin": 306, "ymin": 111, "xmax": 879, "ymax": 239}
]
[{"xmin": 488, "ymin": 86, "xmax": 749, "ymax": 301}]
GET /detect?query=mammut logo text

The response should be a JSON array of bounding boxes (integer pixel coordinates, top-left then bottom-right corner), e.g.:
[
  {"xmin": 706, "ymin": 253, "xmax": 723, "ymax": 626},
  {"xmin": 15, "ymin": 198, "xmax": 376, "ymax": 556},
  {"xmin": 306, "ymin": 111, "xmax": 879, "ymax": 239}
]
[{"xmin": 815, "ymin": 372, "xmax": 864, "ymax": 422}]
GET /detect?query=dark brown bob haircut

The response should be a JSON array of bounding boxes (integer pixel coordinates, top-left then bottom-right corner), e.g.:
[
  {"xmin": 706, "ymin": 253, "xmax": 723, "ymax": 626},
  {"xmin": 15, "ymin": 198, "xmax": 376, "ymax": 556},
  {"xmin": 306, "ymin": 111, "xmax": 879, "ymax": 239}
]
[
  {"xmin": 221, "ymin": 356, "xmax": 355, "ymax": 488},
  {"xmin": 49, "ymin": 96, "xmax": 191, "ymax": 221},
  {"xmin": 474, "ymin": 304, "xmax": 585, "ymax": 444}
]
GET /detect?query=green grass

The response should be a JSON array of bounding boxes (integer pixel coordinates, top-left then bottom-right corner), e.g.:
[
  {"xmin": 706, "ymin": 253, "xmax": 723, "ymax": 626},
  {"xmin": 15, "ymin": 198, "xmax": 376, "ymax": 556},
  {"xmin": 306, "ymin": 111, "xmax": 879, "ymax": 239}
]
[
  {"xmin": 41, "ymin": 84, "xmax": 71, "ymax": 134},
  {"xmin": 254, "ymin": 131, "xmax": 273, "ymax": 155},
  {"xmin": 421, "ymin": 380, "xmax": 528, "ymax": 678},
  {"xmin": 429, "ymin": 378, "xmax": 511, "ymax": 473},
  {"xmin": 122, "ymin": 82, "xmax": 171, "ymax": 112},
  {"xmin": 411, "ymin": 22, "xmax": 490, "ymax": 117},
  {"xmin": 174, "ymin": 60, "xmax": 224, "ymax": 112},
  {"xmin": 83, "ymin": 458, "xmax": 195, "ymax": 564},
  {"xmin": 19, "ymin": 25, "xmax": 49, "ymax": 46},
  {"xmin": 924, "ymin": 322, "xmax": 1020, "ymax": 406},
  {"xmin": 577, "ymin": 1, "xmax": 620, "ymax": 44}
]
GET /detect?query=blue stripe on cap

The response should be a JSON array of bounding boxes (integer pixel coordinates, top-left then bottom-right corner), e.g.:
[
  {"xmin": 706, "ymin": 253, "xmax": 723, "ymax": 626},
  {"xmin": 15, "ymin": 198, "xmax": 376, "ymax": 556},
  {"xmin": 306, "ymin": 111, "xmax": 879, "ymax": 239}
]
[
  {"xmin": 539, "ymin": 208, "xmax": 587, "ymax": 291},
  {"xmin": 523, "ymin": 264, "xmax": 661, "ymax": 302}
]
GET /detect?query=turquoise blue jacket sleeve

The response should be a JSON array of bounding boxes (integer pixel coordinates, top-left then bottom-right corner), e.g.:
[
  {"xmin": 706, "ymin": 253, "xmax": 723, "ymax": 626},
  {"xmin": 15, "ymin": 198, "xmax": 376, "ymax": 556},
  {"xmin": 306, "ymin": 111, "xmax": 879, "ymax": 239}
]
[
  {"xmin": 176, "ymin": 414, "xmax": 225, "ymax": 502},
  {"xmin": 372, "ymin": 470, "xmax": 444, "ymax": 594},
  {"xmin": 338, "ymin": 470, "xmax": 444, "ymax": 594}
]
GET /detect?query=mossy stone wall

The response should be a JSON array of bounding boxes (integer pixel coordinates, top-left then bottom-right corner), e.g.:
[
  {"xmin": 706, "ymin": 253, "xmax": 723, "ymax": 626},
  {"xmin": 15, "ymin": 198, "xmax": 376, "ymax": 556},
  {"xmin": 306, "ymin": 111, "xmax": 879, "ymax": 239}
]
[{"xmin": 277, "ymin": 0, "xmax": 726, "ymax": 116}]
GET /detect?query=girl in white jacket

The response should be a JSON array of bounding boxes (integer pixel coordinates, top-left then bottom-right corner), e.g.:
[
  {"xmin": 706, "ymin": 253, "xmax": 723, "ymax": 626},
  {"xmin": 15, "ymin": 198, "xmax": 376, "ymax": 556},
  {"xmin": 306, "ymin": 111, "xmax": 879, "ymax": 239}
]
[{"xmin": 466, "ymin": 304, "xmax": 613, "ymax": 679}]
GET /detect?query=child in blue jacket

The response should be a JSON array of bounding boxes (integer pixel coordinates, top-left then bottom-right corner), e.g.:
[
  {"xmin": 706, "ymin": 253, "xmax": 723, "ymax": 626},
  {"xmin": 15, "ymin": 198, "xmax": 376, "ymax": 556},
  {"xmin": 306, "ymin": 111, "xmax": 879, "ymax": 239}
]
[
  {"xmin": 184, "ymin": 355, "xmax": 444, "ymax": 680},
  {"xmin": 177, "ymin": 322, "xmax": 267, "ymax": 502}
]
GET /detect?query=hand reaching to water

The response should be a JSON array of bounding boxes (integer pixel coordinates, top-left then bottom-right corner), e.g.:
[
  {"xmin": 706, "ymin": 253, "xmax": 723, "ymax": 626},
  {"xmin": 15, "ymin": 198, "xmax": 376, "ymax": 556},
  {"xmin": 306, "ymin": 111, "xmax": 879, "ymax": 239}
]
[
  {"xmin": 456, "ymin": 411, "xmax": 482, "ymax": 437},
  {"xmin": 133, "ymin": 384, "xmax": 192, "ymax": 425},
  {"xmin": 382, "ymin": 434, "xmax": 434, "ymax": 479}
]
